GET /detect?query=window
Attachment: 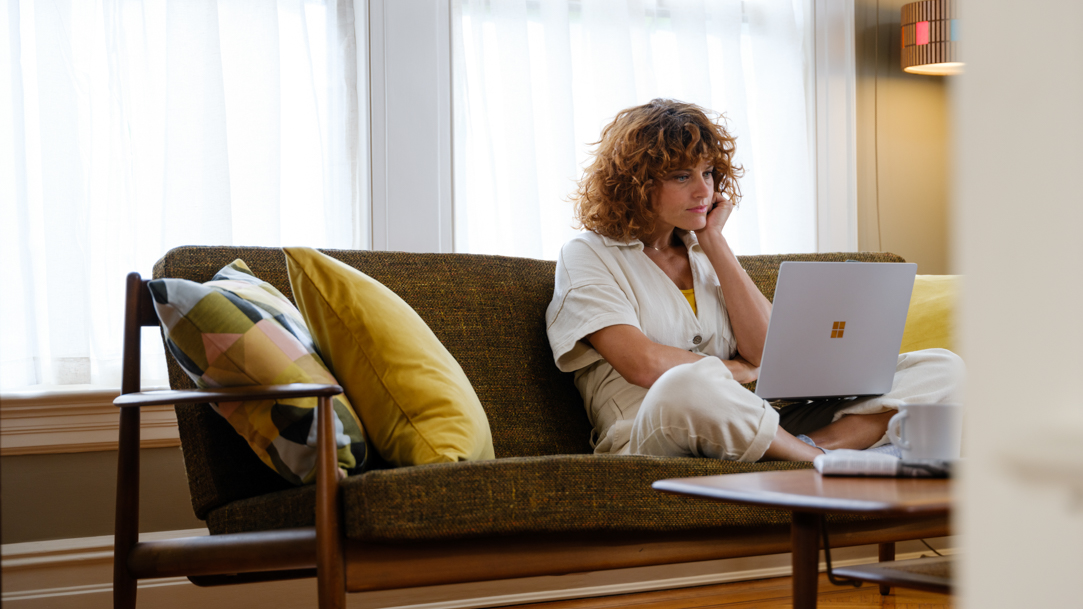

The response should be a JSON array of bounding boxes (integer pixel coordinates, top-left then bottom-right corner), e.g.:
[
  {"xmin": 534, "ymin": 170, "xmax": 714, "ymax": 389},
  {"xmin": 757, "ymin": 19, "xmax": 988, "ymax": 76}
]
[
  {"xmin": 2, "ymin": 0, "xmax": 366, "ymax": 390},
  {"xmin": 3, "ymin": 0, "xmax": 857, "ymax": 391},
  {"xmin": 452, "ymin": 0, "xmax": 819, "ymax": 260}
]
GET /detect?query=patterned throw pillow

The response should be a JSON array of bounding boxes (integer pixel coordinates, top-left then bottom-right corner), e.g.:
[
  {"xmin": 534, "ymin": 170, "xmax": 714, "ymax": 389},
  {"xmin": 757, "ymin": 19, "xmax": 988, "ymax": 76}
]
[{"xmin": 149, "ymin": 260, "xmax": 369, "ymax": 485}]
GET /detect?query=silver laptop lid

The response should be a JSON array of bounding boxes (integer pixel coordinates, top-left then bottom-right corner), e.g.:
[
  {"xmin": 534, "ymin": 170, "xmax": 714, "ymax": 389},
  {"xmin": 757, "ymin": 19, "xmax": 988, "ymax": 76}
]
[{"xmin": 754, "ymin": 261, "xmax": 916, "ymax": 401}]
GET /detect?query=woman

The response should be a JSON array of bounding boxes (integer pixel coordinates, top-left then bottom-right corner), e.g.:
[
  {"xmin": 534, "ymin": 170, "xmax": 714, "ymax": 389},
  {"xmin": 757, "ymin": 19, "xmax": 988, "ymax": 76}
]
[{"xmin": 545, "ymin": 99, "xmax": 961, "ymax": 462}]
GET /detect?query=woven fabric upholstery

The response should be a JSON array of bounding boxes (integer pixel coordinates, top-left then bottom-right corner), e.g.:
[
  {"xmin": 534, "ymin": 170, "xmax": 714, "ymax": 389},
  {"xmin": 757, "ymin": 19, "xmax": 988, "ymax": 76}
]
[
  {"xmin": 205, "ymin": 454, "xmax": 888, "ymax": 541},
  {"xmin": 157, "ymin": 246, "xmax": 593, "ymax": 518},
  {"xmin": 155, "ymin": 246, "xmax": 904, "ymax": 524}
]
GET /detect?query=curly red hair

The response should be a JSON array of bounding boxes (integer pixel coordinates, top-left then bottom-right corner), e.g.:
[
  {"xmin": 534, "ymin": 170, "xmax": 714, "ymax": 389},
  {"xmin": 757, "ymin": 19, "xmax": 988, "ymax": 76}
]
[{"xmin": 572, "ymin": 99, "xmax": 742, "ymax": 241}]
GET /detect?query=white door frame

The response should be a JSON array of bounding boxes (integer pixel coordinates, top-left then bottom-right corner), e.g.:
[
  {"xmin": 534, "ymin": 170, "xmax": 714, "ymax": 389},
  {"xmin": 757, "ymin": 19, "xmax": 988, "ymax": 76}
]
[
  {"xmin": 367, "ymin": 0, "xmax": 454, "ymax": 253},
  {"xmin": 814, "ymin": 0, "xmax": 859, "ymax": 252}
]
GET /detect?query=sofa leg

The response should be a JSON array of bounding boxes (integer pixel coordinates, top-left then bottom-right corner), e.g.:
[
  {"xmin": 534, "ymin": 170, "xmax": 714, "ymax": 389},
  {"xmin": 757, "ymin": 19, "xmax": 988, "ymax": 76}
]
[
  {"xmin": 317, "ymin": 538, "xmax": 345, "ymax": 609},
  {"xmin": 318, "ymin": 561, "xmax": 345, "ymax": 609},
  {"xmin": 316, "ymin": 396, "xmax": 345, "ymax": 609},
  {"xmin": 114, "ymin": 407, "xmax": 140, "ymax": 609},
  {"xmin": 878, "ymin": 542, "xmax": 895, "ymax": 596},
  {"xmin": 114, "ymin": 575, "xmax": 137, "ymax": 609}
]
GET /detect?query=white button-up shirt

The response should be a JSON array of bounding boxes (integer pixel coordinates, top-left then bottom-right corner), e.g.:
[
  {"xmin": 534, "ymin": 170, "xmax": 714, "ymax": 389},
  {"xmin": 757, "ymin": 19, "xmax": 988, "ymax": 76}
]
[{"xmin": 546, "ymin": 230, "xmax": 738, "ymax": 453}]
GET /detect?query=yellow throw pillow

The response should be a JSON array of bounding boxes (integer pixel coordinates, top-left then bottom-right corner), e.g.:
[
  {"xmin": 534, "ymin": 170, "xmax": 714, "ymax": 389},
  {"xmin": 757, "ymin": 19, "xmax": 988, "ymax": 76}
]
[
  {"xmin": 284, "ymin": 247, "xmax": 495, "ymax": 467},
  {"xmin": 900, "ymin": 274, "xmax": 958, "ymax": 354}
]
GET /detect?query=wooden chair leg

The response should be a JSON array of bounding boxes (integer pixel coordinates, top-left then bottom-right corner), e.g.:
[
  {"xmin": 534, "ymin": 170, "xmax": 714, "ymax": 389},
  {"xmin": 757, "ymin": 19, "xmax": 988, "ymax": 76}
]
[
  {"xmin": 316, "ymin": 396, "xmax": 345, "ymax": 609},
  {"xmin": 878, "ymin": 542, "xmax": 895, "ymax": 596},
  {"xmin": 114, "ymin": 407, "xmax": 140, "ymax": 609}
]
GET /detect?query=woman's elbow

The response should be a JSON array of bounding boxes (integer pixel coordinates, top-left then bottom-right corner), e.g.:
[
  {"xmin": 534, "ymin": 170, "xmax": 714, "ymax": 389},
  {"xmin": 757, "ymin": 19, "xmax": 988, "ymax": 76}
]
[
  {"xmin": 617, "ymin": 354, "xmax": 667, "ymax": 389},
  {"xmin": 739, "ymin": 348, "xmax": 763, "ymax": 368},
  {"xmin": 623, "ymin": 366, "xmax": 659, "ymax": 390}
]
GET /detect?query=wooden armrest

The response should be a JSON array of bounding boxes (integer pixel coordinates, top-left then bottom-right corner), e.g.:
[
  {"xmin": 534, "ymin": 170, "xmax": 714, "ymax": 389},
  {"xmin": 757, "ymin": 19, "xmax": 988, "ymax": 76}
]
[{"xmin": 114, "ymin": 383, "xmax": 343, "ymax": 408}]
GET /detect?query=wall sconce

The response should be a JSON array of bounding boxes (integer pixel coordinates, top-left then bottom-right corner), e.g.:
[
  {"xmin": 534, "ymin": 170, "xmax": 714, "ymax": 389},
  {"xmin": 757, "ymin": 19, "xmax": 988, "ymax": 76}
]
[{"xmin": 901, "ymin": 0, "xmax": 962, "ymax": 75}]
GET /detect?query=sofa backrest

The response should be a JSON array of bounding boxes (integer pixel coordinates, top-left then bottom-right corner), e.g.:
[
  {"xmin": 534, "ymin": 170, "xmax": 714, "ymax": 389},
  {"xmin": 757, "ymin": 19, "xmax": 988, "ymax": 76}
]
[{"xmin": 154, "ymin": 246, "xmax": 904, "ymax": 519}]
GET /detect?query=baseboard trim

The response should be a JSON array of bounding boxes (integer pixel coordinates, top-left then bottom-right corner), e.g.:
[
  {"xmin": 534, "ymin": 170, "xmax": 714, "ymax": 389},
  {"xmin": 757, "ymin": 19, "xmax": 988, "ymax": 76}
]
[
  {"xmin": 2, "ymin": 529, "xmax": 207, "ymax": 565},
  {"xmin": 2, "ymin": 578, "xmax": 191, "ymax": 602},
  {"xmin": 2, "ymin": 529, "xmax": 955, "ymax": 608},
  {"xmin": 372, "ymin": 547, "xmax": 957, "ymax": 609},
  {"xmin": 0, "ymin": 387, "xmax": 178, "ymax": 455}
]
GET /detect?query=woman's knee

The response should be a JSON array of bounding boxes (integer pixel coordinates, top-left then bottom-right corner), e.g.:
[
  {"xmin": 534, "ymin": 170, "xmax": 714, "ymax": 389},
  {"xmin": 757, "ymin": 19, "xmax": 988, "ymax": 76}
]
[
  {"xmin": 899, "ymin": 348, "xmax": 965, "ymax": 402},
  {"xmin": 640, "ymin": 357, "xmax": 757, "ymax": 422},
  {"xmin": 902, "ymin": 348, "xmax": 964, "ymax": 375},
  {"xmin": 639, "ymin": 362, "xmax": 706, "ymax": 421},
  {"xmin": 633, "ymin": 358, "xmax": 773, "ymax": 459},
  {"xmin": 646, "ymin": 357, "xmax": 740, "ymax": 406}
]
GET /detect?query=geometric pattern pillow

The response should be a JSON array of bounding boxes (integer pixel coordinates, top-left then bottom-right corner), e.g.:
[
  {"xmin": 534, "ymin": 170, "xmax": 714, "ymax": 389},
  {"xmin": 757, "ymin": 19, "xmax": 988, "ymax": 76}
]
[{"xmin": 148, "ymin": 259, "xmax": 370, "ymax": 485}]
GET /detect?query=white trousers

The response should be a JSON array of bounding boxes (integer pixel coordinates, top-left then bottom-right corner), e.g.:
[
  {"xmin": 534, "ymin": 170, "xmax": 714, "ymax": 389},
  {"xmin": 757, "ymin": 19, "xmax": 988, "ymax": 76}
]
[{"xmin": 625, "ymin": 348, "xmax": 964, "ymax": 462}]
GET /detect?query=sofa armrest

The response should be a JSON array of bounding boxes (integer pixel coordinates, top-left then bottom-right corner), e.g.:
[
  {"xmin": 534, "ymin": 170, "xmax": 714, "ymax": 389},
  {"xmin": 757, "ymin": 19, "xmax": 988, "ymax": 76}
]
[{"xmin": 113, "ymin": 383, "xmax": 343, "ymax": 408}]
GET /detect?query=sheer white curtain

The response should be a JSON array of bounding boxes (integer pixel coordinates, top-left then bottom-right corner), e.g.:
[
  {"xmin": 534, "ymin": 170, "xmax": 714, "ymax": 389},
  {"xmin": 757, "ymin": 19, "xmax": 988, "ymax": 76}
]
[
  {"xmin": 1, "ymin": 0, "xmax": 365, "ymax": 390},
  {"xmin": 452, "ymin": 0, "xmax": 816, "ymax": 260}
]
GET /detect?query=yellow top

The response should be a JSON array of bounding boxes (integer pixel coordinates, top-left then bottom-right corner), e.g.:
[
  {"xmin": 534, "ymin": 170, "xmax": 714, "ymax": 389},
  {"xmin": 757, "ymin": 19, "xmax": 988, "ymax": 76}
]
[{"xmin": 680, "ymin": 288, "xmax": 697, "ymax": 315}]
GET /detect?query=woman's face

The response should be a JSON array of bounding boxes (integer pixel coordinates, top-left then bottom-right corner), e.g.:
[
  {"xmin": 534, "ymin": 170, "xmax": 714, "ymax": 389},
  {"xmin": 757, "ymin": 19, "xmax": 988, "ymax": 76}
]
[{"xmin": 650, "ymin": 159, "xmax": 715, "ymax": 232}]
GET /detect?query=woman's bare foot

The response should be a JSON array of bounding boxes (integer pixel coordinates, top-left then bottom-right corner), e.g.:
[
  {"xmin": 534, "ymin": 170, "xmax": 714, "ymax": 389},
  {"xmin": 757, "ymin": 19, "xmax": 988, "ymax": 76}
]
[
  {"xmin": 760, "ymin": 428, "xmax": 825, "ymax": 462},
  {"xmin": 807, "ymin": 411, "xmax": 894, "ymax": 450}
]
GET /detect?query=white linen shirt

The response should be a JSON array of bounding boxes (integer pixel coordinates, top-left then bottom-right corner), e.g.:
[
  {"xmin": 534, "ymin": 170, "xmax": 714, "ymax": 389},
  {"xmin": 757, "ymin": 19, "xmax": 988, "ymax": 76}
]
[{"xmin": 545, "ymin": 230, "xmax": 738, "ymax": 454}]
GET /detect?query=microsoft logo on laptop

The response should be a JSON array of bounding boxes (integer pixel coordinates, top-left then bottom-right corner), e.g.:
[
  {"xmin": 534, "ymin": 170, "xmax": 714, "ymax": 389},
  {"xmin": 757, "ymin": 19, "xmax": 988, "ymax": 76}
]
[{"xmin": 830, "ymin": 321, "xmax": 846, "ymax": 338}]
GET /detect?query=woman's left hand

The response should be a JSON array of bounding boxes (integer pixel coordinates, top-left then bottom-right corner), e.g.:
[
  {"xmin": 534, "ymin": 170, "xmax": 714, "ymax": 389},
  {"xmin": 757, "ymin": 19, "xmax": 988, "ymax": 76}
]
[
  {"xmin": 699, "ymin": 192, "xmax": 737, "ymax": 236},
  {"xmin": 723, "ymin": 355, "xmax": 760, "ymax": 384}
]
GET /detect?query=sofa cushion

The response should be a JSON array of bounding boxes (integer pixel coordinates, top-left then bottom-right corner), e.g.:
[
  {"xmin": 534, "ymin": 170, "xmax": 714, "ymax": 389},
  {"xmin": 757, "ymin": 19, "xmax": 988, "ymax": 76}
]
[
  {"xmin": 149, "ymin": 259, "xmax": 369, "ymax": 485},
  {"xmin": 206, "ymin": 455, "xmax": 819, "ymax": 540},
  {"xmin": 284, "ymin": 247, "xmax": 495, "ymax": 467}
]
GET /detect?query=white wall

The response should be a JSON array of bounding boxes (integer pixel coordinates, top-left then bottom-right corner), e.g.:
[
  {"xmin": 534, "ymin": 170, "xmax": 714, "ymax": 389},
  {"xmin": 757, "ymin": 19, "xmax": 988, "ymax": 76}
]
[
  {"xmin": 855, "ymin": 0, "xmax": 951, "ymax": 275},
  {"xmin": 954, "ymin": 0, "xmax": 1083, "ymax": 606}
]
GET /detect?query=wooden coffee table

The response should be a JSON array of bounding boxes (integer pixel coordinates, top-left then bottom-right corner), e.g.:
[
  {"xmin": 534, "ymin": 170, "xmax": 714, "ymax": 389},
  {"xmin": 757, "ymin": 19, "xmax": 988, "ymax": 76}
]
[{"xmin": 653, "ymin": 469, "xmax": 951, "ymax": 609}]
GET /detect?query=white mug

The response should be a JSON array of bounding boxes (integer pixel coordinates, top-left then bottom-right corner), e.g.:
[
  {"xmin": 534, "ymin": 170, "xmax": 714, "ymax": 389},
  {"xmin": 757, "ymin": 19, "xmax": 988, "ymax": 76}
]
[{"xmin": 887, "ymin": 403, "xmax": 963, "ymax": 460}]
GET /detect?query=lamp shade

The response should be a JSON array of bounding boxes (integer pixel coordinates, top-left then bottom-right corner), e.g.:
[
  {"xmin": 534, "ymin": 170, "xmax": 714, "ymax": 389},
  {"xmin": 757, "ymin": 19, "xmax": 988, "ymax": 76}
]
[{"xmin": 901, "ymin": 0, "xmax": 962, "ymax": 75}]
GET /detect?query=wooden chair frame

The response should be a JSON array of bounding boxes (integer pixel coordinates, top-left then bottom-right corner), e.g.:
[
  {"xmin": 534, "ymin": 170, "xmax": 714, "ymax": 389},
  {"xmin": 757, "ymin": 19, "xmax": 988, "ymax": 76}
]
[
  {"xmin": 113, "ymin": 273, "xmax": 346, "ymax": 608},
  {"xmin": 114, "ymin": 271, "xmax": 949, "ymax": 608}
]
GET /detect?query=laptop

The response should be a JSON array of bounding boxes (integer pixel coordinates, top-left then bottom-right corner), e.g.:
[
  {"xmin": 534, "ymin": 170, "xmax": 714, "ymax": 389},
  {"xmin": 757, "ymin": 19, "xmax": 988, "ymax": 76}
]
[{"xmin": 753, "ymin": 261, "xmax": 917, "ymax": 401}]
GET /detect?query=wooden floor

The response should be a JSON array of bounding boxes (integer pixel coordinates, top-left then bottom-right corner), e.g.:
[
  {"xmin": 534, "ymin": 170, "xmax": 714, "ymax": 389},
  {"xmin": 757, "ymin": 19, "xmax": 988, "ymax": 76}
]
[{"xmin": 498, "ymin": 574, "xmax": 953, "ymax": 609}]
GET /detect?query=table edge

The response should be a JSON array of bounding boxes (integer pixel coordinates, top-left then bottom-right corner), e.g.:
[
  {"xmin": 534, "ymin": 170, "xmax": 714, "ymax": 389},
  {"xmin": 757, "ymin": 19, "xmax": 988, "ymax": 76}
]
[{"xmin": 652, "ymin": 478, "xmax": 952, "ymax": 516}]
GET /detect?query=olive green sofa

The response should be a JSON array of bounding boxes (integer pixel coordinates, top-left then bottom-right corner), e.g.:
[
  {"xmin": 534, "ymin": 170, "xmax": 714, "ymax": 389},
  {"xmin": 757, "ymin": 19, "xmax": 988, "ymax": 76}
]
[{"xmin": 149, "ymin": 245, "xmax": 946, "ymax": 599}]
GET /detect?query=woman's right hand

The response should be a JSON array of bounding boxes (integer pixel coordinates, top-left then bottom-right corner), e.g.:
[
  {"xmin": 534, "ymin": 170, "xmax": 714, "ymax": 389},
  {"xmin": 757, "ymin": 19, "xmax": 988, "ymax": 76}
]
[{"xmin": 723, "ymin": 355, "xmax": 759, "ymax": 384}]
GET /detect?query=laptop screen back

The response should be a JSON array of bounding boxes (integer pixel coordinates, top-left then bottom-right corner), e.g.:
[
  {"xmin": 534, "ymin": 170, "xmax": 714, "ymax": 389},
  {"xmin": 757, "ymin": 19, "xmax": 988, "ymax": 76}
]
[{"xmin": 754, "ymin": 261, "xmax": 916, "ymax": 401}]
